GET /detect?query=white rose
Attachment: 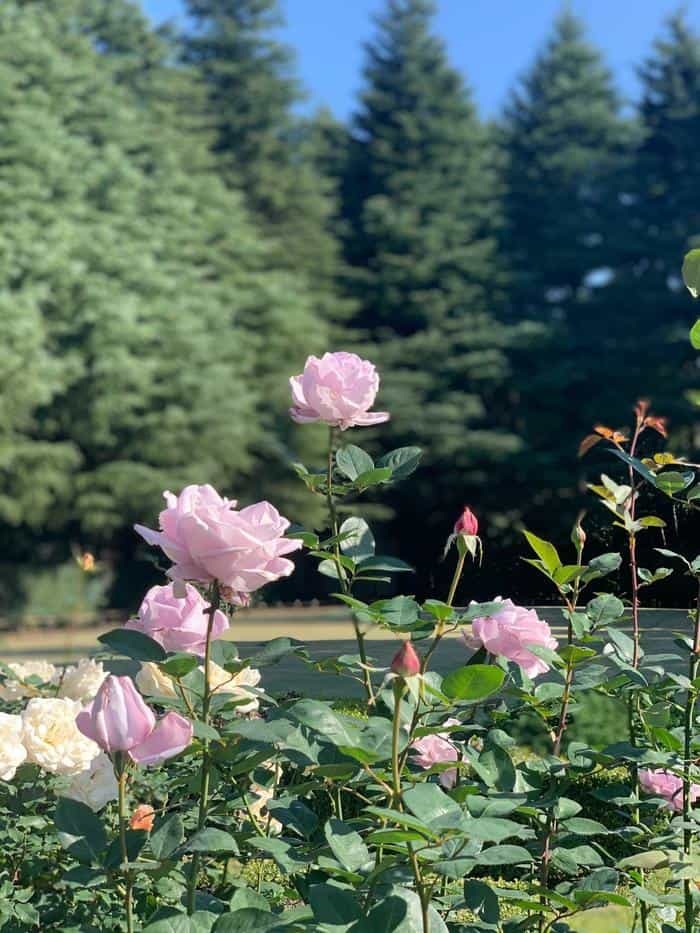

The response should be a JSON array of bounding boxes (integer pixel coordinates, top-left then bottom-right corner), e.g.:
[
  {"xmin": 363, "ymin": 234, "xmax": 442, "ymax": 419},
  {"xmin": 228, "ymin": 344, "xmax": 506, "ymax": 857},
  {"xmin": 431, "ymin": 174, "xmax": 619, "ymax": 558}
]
[
  {"xmin": 207, "ymin": 662, "xmax": 261, "ymax": 714},
  {"xmin": 62, "ymin": 752, "xmax": 118, "ymax": 811},
  {"xmin": 22, "ymin": 697, "xmax": 99, "ymax": 775},
  {"xmin": 0, "ymin": 660, "xmax": 59, "ymax": 701},
  {"xmin": 58, "ymin": 658, "xmax": 107, "ymax": 703},
  {"xmin": 0, "ymin": 712, "xmax": 27, "ymax": 780},
  {"xmin": 135, "ymin": 662, "xmax": 179, "ymax": 699}
]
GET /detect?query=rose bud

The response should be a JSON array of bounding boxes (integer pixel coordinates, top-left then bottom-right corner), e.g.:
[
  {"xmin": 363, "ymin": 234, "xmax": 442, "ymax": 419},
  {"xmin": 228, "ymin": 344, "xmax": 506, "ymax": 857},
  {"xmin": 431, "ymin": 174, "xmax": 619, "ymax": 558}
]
[
  {"xmin": 391, "ymin": 641, "xmax": 421, "ymax": 678},
  {"xmin": 130, "ymin": 804, "xmax": 155, "ymax": 832},
  {"xmin": 454, "ymin": 506, "xmax": 478, "ymax": 537}
]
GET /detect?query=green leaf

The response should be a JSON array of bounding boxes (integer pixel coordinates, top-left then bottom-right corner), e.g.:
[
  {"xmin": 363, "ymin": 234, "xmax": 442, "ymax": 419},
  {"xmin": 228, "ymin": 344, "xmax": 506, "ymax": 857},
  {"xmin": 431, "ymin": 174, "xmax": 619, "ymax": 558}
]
[
  {"xmin": 586, "ymin": 594, "xmax": 625, "ymax": 626},
  {"xmin": 212, "ymin": 911, "xmax": 278, "ymax": 932},
  {"xmin": 463, "ymin": 880, "xmax": 500, "ymax": 925},
  {"xmin": 248, "ymin": 637, "xmax": 306, "ymax": 668},
  {"xmin": 372, "ymin": 595, "xmax": 420, "ymax": 630},
  {"xmin": 183, "ymin": 828, "xmax": 240, "ymax": 855},
  {"xmin": 339, "ymin": 517, "xmax": 375, "ymax": 561},
  {"xmin": 682, "ymin": 248, "xmax": 700, "ymax": 298},
  {"xmin": 655, "ymin": 470, "xmax": 694, "ymax": 495},
  {"xmin": 357, "ymin": 556, "xmax": 413, "ymax": 573},
  {"xmin": 442, "ymin": 664, "xmax": 505, "ymax": 701},
  {"xmin": 143, "ymin": 911, "xmax": 218, "ymax": 932},
  {"xmin": 160, "ymin": 654, "xmax": 199, "ymax": 678},
  {"xmin": 375, "ymin": 446, "xmax": 422, "ymax": 480},
  {"xmin": 523, "ymin": 530, "xmax": 561, "ymax": 573},
  {"xmin": 309, "ymin": 883, "xmax": 361, "ymax": 925},
  {"xmin": 403, "ymin": 783, "xmax": 463, "ymax": 830},
  {"xmin": 335, "ymin": 445, "xmax": 374, "ymax": 481},
  {"xmin": 150, "ymin": 813, "xmax": 184, "ymax": 860},
  {"xmin": 98, "ymin": 628, "xmax": 167, "ymax": 662},
  {"xmin": 54, "ymin": 798, "xmax": 108, "ymax": 865},
  {"xmin": 476, "ymin": 844, "xmax": 533, "ymax": 866},
  {"xmin": 354, "ymin": 467, "xmax": 393, "ymax": 490},
  {"xmin": 324, "ymin": 819, "xmax": 371, "ymax": 873},
  {"xmin": 560, "ymin": 818, "xmax": 608, "ymax": 836},
  {"xmin": 691, "ymin": 318, "xmax": 700, "ymax": 349}
]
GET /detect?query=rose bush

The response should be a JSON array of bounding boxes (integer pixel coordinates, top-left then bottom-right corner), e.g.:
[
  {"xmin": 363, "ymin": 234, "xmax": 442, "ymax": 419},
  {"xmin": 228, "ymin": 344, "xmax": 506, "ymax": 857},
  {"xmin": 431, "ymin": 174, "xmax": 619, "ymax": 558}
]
[{"xmin": 0, "ymin": 348, "xmax": 699, "ymax": 933}]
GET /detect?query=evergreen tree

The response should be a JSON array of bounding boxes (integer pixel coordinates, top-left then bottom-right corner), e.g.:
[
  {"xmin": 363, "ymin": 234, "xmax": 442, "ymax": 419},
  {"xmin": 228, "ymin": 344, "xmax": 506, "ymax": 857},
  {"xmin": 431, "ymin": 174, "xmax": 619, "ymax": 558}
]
[
  {"xmin": 340, "ymin": 0, "xmax": 520, "ymax": 582},
  {"xmin": 595, "ymin": 14, "xmax": 699, "ymax": 438},
  {"xmin": 498, "ymin": 10, "xmax": 630, "ymax": 538},
  {"xmin": 0, "ymin": 0, "xmax": 321, "ymax": 601}
]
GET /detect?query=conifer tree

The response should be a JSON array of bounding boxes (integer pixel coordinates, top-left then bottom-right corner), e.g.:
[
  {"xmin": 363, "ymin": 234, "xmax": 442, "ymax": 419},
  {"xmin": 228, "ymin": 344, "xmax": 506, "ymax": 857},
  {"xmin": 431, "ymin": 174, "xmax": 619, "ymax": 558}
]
[
  {"xmin": 0, "ymin": 0, "xmax": 321, "ymax": 591},
  {"xmin": 498, "ymin": 10, "xmax": 630, "ymax": 534},
  {"xmin": 339, "ymin": 0, "xmax": 518, "ymax": 576}
]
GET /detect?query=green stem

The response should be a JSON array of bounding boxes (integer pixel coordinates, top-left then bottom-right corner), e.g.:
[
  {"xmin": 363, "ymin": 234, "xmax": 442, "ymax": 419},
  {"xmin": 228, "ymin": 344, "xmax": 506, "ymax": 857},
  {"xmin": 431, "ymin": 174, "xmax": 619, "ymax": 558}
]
[
  {"xmin": 390, "ymin": 679, "xmax": 429, "ymax": 933},
  {"xmin": 117, "ymin": 760, "xmax": 133, "ymax": 933},
  {"xmin": 187, "ymin": 580, "xmax": 222, "ymax": 915},
  {"xmin": 446, "ymin": 549, "xmax": 466, "ymax": 609},
  {"xmin": 326, "ymin": 427, "xmax": 374, "ymax": 704},
  {"xmin": 683, "ymin": 581, "xmax": 700, "ymax": 933}
]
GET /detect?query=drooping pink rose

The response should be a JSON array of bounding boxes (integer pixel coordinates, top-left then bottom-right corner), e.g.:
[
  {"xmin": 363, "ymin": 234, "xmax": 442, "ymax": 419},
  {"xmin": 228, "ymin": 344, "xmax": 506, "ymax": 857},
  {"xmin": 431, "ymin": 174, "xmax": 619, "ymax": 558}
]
[
  {"xmin": 125, "ymin": 583, "xmax": 228, "ymax": 656},
  {"xmin": 410, "ymin": 719, "xmax": 461, "ymax": 788},
  {"xmin": 134, "ymin": 485, "xmax": 301, "ymax": 594},
  {"xmin": 454, "ymin": 506, "xmax": 479, "ymax": 537},
  {"xmin": 289, "ymin": 352, "xmax": 390, "ymax": 430},
  {"xmin": 391, "ymin": 641, "xmax": 421, "ymax": 678},
  {"xmin": 639, "ymin": 768, "xmax": 700, "ymax": 813},
  {"xmin": 465, "ymin": 598, "xmax": 558, "ymax": 679},
  {"xmin": 76, "ymin": 675, "xmax": 192, "ymax": 766}
]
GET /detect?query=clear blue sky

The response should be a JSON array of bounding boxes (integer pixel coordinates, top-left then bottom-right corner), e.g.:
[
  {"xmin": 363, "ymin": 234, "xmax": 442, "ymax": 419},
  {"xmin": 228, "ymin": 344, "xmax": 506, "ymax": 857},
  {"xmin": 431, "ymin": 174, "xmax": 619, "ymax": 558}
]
[{"xmin": 142, "ymin": 0, "xmax": 700, "ymax": 118}]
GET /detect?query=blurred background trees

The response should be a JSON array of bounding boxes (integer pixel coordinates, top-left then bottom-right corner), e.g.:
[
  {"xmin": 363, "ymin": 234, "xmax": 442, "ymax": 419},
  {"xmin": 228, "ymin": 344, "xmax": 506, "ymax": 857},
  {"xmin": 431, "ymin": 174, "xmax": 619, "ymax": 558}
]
[{"xmin": 0, "ymin": 0, "xmax": 697, "ymax": 611}]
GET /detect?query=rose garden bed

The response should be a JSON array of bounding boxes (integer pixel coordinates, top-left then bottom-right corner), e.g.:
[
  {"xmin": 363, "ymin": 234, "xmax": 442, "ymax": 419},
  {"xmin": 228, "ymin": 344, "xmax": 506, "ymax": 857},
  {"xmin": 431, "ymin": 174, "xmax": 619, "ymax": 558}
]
[{"xmin": 1, "ymin": 350, "xmax": 699, "ymax": 933}]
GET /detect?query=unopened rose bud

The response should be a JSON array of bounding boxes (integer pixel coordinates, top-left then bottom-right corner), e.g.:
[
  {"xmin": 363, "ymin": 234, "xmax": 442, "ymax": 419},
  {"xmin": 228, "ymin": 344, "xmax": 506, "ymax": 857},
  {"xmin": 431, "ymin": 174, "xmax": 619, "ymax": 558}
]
[
  {"xmin": 571, "ymin": 518, "xmax": 586, "ymax": 552},
  {"xmin": 130, "ymin": 803, "xmax": 155, "ymax": 832},
  {"xmin": 454, "ymin": 506, "xmax": 478, "ymax": 537},
  {"xmin": 391, "ymin": 641, "xmax": 421, "ymax": 678}
]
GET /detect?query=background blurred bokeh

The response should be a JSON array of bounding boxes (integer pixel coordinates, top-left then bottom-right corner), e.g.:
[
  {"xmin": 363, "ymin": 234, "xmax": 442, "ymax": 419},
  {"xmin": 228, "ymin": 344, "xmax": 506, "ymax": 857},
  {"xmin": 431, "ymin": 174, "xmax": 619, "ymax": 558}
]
[{"xmin": 1, "ymin": 0, "xmax": 698, "ymax": 622}]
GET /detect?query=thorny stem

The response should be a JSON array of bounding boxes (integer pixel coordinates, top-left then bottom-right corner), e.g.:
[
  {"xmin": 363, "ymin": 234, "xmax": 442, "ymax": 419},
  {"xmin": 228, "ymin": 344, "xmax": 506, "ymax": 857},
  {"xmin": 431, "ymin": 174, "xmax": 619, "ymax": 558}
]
[
  {"xmin": 117, "ymin": 759, "xmax": 134, "ymax": 933},
  {"xmin": 683, "ymin": 580, "xmax": 700, "ymax": 933},
  {"xmin": 619, "ymin": 419, "xmax": 650, "ymax": 933},
  {"xmin": 390, "ymin": 680, "xmax": 430, "ymax": 933},
  {"xmin": 326, "ymin": 427, "xmax": 375, "ymax": 704},
  {"xmin": 186, "ymin": 580, "xmax": 222, "ymax": 915}
]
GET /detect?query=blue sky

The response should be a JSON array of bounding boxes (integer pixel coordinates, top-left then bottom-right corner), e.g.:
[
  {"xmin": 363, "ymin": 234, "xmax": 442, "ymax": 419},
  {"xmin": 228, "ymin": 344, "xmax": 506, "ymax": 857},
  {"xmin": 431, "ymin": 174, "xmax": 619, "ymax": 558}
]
[{"xmin": 143, "ymin": 0, "xmax": 700, "ymax": 119}]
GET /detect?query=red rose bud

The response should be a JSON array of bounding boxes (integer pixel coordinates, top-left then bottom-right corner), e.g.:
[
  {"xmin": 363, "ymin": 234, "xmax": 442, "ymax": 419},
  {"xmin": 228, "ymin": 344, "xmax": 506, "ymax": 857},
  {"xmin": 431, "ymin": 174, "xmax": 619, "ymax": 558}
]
[
  {"xmin": 454, "ymin": 506, "xmax": 478, "ymax": 537},
  {"xmin": 391, "ymin": 640, "xmax": 421, "ymax": 678}
]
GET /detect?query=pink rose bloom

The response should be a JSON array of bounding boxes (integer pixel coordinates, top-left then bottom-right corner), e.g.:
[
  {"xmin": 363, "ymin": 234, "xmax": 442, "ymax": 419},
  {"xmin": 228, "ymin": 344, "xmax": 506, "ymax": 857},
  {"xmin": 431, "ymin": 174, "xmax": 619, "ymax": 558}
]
[
  {"xmin": 465, "ymin": 598, "xmax": 558, "ymax": 679},
  {"xmin": 135, "ymin": 485, "xmax": 301, "ymax": 594},
  {"xmin": 289, "ymin": 352, "xmax": 390, "ymax": 430},
  {"xmin": 410, "ymin": 718, "xmax": 461, "ymax": 788},
  {"xmin": 76, "ymin": 675, "xmax": 192, "ymax": 766},
  {"xmin": 125, "ymin": 583, "xmax": 228, "ymax": 656},
  {"xmin": 639, "ymin": 768, "xmax": 700, "ymax": 813}
]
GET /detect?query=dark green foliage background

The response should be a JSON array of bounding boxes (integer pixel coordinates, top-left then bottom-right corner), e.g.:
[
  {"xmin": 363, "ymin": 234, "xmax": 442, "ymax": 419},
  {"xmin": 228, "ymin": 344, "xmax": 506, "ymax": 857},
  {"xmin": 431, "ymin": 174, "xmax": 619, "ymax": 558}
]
[{"xmin": 0, "ymin": 0, "xmax": 697, "ymax": 610}]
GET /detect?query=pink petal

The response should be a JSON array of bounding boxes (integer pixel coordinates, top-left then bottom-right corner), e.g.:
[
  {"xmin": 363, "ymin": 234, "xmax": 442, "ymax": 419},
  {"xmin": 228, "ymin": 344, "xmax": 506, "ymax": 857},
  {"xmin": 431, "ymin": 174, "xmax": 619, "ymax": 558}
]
[{"xmin": 129, "ymin": 712, "xmax": 193, "ymax": 766}]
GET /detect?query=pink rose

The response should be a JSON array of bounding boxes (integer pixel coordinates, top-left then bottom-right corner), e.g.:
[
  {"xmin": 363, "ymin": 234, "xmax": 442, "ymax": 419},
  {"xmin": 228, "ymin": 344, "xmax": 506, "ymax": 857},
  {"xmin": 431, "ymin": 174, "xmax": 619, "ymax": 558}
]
[
  {"xmin": 76, "ymin": 675, "xmax": 192, "ymax": 766},
  {"xmin": 125, "ymin": 583, "xmax": 228, "ymax": 656},
  {"xmin": 289, "ymin": 352, "xmax": 390, "ymax": 430},
  {"xmin": 410, "ymin": 719, "xmax": 461, "ymax": 788},
  {"xmin": 135, "ymin": 485, "xmax": 301, "ymax": 594},
  {"xmin": 465, "ymin": 598, "xmax": 558, "ymax": 678},
  {"xmin": 639, "ymin": 768, "xmax": 700, "ymax": 812}
]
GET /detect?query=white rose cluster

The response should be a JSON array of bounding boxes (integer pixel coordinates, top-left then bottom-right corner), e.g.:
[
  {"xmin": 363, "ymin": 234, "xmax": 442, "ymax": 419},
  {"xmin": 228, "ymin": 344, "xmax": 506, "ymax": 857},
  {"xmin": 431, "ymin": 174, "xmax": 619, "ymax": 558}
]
[
  {"xmin": 0, "ymin": 712, "xmax": 27, "ymax": 780},
  {"xmin": 0, "ymin": 660, "xmax": 59, "ymax": 701},
  {"xmin": 21, "ymin": 697, "xmax": 99, "ymax": 776},
  {"xmin": 62, "ymin": 752, "xmax": 118, "ymax": 811},
  {"xmin": 58, "ymin": 658, "xmax": 107, "ymax": 703},
  {"xmin": 136, "ymin": 660, "xmax": 262, "ymax": 714}
]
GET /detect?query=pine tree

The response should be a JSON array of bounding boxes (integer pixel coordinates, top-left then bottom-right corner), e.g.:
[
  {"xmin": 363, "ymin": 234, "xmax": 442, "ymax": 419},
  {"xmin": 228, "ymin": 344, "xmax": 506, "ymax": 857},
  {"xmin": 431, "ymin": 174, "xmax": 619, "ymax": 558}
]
[
  {"xmin": 340, "ymin": 0, "xmax": 520, "ymax": 580},
  {"xmin": 0, "ymin": 0, "xmax": 322, "ymax": 599},
  {"xmin": 498, "ymin": 10, "xmax": 631, "ymax": 537},
  {"xmin": 594, "ymin": 14, "xmax": 699, "ymax": 438}
]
